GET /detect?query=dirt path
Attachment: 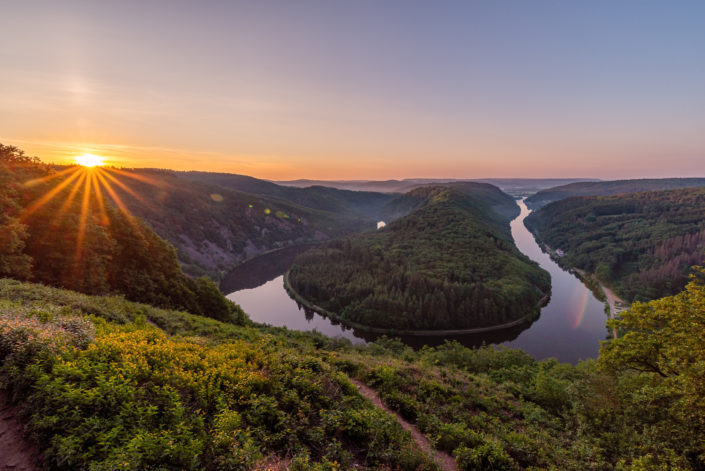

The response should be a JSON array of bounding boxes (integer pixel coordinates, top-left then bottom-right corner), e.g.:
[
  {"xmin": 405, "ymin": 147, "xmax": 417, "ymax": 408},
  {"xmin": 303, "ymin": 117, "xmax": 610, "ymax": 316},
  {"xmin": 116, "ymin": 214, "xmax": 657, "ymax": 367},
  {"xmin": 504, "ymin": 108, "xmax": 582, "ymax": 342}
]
[
  {"xmin": 350, "ymin": 379, "xmax": 459, "ymax": 471},
  {"xmin": 600, "ymin": 283, "xmax": 626, "ymax": 319},
  {"xmin": 0, "ymin": 390, "xmax": 38, "ymax": 471},
  {"xmin": 599, "ymin": 283, "xmax": 627, "ymax": 340}
]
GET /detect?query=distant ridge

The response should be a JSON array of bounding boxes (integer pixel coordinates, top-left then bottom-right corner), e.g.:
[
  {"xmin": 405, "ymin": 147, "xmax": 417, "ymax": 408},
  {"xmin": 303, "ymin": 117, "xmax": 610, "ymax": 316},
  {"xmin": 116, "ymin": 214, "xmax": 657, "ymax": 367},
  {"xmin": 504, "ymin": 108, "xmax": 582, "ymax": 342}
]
[
  {"xmin": 526, "ymin": 178, "xmax": 705, "ymax": 209},
  {"xmin": 274, "ymin": 178, "xmax": 599, "ymax": 194}
]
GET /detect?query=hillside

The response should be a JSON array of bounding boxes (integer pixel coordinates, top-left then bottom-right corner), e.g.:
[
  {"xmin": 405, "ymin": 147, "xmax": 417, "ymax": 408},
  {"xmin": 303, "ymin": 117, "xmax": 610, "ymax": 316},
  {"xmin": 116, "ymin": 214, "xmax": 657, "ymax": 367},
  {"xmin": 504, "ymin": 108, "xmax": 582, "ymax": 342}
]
[
  {"xmin": 288, "ymin": 187, "xmax": 550, "ymax": 331},
  {"xmin": 276, "ymin": 178, "xmax": 597, "ymax": 195},
  {"xmin": 525, "ymin": 178, "xmax": 705, "ymax": 209},
  {"xmin": 180, "ymin": 171, "xmax": 396, "ymax": 219},
  {"xmin": 95, "ymin": 169, "xmax": 376, "ymax": 279},
  {"xmin": 525, "ymin": 188, "xmax": 705, "ymax": 301},
  {"xmin": 378, "ymin": 182, "xmax": 519, "ymax": 223},
  {"xmin": 2, "ymin": 273, "xmax": 705, "ymax": 470},
  {"xmin": 0, "ymin": 144, "xmax": 240, "ymax": 322}
]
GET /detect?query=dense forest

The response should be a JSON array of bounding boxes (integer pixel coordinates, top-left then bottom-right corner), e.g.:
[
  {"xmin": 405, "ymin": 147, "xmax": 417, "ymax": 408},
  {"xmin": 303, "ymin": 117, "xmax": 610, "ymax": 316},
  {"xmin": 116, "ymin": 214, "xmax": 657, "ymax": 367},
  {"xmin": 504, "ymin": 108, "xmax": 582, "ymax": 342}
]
[
  {"xmin": 83, "ymin": 168, "xmax": 377, "ymax": 279},
  {"xmin": 525, "ymin": 178, "xmax": 705, "ymax": 210},
  {"xmin": 289, "ymin": 187, "xmax": 550, "ymax": 331},
  {"xmin": 0, "ymin": 144, "xmax": 243, "ymax": 323},
  {"xmin": 525, "ymin": 188, "xmax": 705, "ymax": 301},
  {"xmin": 378, "ymin": 181, "xmax": 520, "ymax": 223},
  {"xmin": 2, "ymin": 267, "xmax": 704, "ymax": 469}
]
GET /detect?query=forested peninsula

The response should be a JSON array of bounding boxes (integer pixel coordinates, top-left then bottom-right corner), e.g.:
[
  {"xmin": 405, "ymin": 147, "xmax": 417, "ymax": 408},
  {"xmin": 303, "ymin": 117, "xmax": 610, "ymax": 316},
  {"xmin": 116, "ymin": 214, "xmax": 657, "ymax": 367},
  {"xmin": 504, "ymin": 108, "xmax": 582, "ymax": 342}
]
[{"xmin": 288, "ymin": 187, "xmax": 550, "ymax": 331}]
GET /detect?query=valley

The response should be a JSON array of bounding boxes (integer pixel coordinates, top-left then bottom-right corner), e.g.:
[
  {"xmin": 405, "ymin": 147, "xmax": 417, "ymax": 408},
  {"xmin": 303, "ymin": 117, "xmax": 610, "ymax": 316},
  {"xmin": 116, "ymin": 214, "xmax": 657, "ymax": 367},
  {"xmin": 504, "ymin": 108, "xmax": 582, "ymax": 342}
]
[
  {"xmin": 4, "ymin": 4, "xmax": 705, "ymax": 469},
  {"xmin": 2, "ymin": 144, "xmax": 705, "ymax": 469},
  {"xmin": 226, "ymin": 199, "xmax": 611, "ymax": 363}
]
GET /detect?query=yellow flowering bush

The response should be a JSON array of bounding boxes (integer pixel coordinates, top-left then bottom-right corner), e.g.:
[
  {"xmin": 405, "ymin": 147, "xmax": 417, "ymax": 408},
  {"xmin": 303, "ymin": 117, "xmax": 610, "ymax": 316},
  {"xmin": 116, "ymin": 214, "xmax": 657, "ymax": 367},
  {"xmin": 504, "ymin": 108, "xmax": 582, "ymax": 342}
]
[{"xmin": 14, "ymin": 325, "xmax": 435, "ymax": 470}]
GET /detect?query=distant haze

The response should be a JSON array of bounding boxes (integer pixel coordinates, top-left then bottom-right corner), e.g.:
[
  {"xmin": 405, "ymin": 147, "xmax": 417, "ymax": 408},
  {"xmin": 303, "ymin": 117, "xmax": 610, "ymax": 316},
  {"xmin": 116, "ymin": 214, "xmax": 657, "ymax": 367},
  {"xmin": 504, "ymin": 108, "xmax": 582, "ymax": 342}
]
[{"xmin": 2, "ymin": 1, "xmax": 705, "ymax": 179}]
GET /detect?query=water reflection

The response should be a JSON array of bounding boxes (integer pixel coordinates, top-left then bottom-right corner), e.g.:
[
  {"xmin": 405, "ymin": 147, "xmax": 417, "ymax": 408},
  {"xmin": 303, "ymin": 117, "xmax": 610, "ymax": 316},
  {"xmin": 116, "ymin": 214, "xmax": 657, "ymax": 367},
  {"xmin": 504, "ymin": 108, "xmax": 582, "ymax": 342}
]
[
  {"xmin": 501, "ymin": 200, "xmax": 611, "ymax": 361},
  {"xmin": 225, "ymin": 201, "xmax": 611, "ymax": 363},
  {"xmin": 227, "ymin": 274, "xmax": 366, "ymax": 344},
  {"xmin": 220, "ymin": 245, "xmax": 313, "ymax": 293}
]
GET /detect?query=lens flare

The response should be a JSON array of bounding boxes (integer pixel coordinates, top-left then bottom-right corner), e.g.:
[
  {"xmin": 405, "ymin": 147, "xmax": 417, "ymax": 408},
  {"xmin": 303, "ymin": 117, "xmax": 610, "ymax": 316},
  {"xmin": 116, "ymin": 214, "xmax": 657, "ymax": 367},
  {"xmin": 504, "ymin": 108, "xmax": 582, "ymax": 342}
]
[
  {"xmin": 571, "ymin": 287, "xmax": 590, "ymax": 329},
  {"xmin": 75, "ymin": 153, "xmax": 105, "ymax": 167},
  {"xmin": 19, "ymin": 165, "xmax": 170, "ymax": 267}
]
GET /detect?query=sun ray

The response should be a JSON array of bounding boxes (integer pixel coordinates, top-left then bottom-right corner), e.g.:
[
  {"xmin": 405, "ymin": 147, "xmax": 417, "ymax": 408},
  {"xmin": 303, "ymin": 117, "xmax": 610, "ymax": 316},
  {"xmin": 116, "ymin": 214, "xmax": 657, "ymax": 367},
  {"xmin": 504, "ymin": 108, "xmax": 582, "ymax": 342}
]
[
  {"xmin": 52, "ymin": 171, "xmax": 87, "ymax": 226},
  {"xmin": 90, "ymin": 171, "xmax": 110, "ymax": 226},
  {"xmin": 23, "ymin": 166, "xmax": 80, "ymax": 188},
  {"xmin": 98, "ymin": 168, "xmax": 156, "ymax": 210},
  {"xmin": 106, "ymin": 168, "xmax": 169, "ymax": 188},
  {"xmin": 32, "ymin": 171, "xmax": 88, "ymax": 249},
  {"xmin": 75, "ymin": 169, "xmax": 93, "ymax": 261},
  {"xmin": 21, "ymin": 169, "xmax": 84, "ymax": 220},
  {"xmin": 95, "ymin": 171, "xmax": 144, "ymax": 234}
]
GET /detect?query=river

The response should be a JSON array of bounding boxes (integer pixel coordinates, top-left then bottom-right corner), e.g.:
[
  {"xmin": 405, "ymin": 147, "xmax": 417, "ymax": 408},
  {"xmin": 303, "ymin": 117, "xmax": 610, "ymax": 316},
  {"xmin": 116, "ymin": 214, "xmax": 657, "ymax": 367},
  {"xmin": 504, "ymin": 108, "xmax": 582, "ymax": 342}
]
[{"xmin": 224, "ymin": 200, "xmax": 611, "ymax": 363}]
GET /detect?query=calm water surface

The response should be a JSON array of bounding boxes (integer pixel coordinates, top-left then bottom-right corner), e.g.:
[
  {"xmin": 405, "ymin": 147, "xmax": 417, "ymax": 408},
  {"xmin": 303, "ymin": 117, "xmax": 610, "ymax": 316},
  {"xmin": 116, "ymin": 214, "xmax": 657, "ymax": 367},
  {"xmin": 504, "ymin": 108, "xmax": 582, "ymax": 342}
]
[{"xmin": 225, "ymin": 200, "xmax": 611, "ymax": 363}]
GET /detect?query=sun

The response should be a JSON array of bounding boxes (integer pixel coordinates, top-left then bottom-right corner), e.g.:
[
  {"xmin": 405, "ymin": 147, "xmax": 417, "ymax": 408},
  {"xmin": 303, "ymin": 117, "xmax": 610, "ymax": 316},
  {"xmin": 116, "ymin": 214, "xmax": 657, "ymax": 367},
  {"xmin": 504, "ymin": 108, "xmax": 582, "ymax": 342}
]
[{"xmin": 75, "ymin": 153, "xmax": 105, "ymax": 167}]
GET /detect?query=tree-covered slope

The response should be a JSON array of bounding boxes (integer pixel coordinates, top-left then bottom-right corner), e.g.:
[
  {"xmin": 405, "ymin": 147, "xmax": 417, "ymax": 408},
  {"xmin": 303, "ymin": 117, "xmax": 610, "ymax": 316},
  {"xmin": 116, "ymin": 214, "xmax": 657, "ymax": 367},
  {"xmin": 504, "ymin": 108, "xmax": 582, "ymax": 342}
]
[
  {"xmin": 525, "ymin": 188, "xmax": 705, "ymax": 301},
  {"xmin": 379, "ymin": 182, "xmax": 519, "ymax": 223},
  {"xmin": 525, "ymin": 178, "xmax": 705, "ymax": 210},
  {"xmin": 99, "ymin": 169, "xmax": 376, "ymax": 279},
  {"xmin": 179, "ymin": 170, "xmax": 396, "ymax": 219},
  {"xmin": 289, "ymin": 187, "xmax": 549, "ymax": 331},
  {"xmin": 0, "ymin": 144, "xmax": 241, "ymax": 322}
]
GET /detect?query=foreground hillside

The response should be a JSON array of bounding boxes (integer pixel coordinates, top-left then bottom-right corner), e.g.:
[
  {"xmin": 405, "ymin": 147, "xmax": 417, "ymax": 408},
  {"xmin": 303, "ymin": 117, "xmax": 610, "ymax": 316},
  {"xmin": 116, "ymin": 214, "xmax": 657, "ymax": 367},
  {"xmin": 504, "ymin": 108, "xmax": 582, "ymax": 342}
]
[
  {"xmin": 525, "ymin": 178, "xmax": 705, "ymax": 210},
  {"xmin": 289, "ymin": 187, "xmax": 550, "ymax": 331},
  {"xmin": 2, "ymin": 275, "xmax": 704, "ymax": 470},
  {"xmin": 525, "ymin": 188, "xmax": 705, "ymax": 301}
]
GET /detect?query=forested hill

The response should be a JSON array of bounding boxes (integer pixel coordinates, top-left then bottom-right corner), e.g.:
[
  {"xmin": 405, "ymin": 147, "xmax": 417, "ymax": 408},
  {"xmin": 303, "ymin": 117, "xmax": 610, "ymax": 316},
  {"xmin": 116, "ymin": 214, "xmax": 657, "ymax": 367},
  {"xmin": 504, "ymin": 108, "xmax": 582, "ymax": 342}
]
[
  {"xmin": 179, "ymin": 170, "xmax": 396, "ymax": 219},
  {"xmin": 72, "ymin": 168, "xmax": 377, "ymax": 279},
  {"xmin": 0, "ymin": 144, "xmax": 243, "ymax": 323},
  {"xmin": 525, "ymin": 187, "xmax": 705, "ymax": 302},
  {"xmin": 525, "ymin": 178, "xmax": 705, "ymax": 210},
  {"xmin": 289, "ymin": 187, "xmax": 550, "ymax": 331},
  {"xmin": 444, "ymin": 182, "xmax": 520, "ymax": 220},
  {"xmin": 379, "ymin": 182, "xmax": 519, "ymax": 223}
]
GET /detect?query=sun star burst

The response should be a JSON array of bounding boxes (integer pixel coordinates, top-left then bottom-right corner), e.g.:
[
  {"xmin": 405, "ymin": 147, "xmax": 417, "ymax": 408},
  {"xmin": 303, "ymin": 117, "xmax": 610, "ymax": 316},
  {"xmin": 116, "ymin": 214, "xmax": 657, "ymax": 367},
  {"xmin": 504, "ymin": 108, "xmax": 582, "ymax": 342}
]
[{"xmin": 75, "ymin": 153, "xmax": 105, "ymax": 167}]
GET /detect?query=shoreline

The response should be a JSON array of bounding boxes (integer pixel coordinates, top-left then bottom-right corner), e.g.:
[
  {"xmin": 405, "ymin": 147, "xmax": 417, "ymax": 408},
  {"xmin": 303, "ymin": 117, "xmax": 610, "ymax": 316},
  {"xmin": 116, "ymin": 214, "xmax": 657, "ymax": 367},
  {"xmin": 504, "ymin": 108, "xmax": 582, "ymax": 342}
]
[
  {"xmin": 537, "ymin": 242, "xmax": 629, "ymax": 318},
  {"xmin": 283, "ymin": 271, "xmax": 547, "ymax": 337}
]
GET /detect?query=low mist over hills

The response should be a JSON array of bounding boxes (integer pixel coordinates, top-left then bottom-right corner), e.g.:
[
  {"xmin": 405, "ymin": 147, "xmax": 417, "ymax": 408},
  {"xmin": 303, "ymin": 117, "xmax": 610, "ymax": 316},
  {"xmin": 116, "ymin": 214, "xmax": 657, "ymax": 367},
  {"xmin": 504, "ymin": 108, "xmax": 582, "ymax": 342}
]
[{"xmin": 275, "ymin": 178, "xmax": 598, "ymax": 196}]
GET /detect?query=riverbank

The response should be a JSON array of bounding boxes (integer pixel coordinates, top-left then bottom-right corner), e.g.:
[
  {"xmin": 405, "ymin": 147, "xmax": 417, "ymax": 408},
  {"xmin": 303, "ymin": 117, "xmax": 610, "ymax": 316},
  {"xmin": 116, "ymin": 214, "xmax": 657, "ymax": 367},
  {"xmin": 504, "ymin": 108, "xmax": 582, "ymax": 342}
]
[
  {"xmin": 283, "ymin": 271, "xmax": 547, "ymax": 337},
  {"xmin": 599, "ymin": 282, "xmax": 628, "ymax": 318},
  {"xmin": 535, "ymin": 238, "xmax": 630, "ymax": 319}
]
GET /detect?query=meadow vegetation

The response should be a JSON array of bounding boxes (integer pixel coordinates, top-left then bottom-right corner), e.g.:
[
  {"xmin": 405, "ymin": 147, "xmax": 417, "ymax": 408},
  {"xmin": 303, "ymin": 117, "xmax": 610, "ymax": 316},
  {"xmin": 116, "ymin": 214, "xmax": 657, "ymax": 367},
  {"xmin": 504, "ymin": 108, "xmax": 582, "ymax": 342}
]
[{"xmin": 1, "ymin": 275, "xmax": 704, "ymax": 469}]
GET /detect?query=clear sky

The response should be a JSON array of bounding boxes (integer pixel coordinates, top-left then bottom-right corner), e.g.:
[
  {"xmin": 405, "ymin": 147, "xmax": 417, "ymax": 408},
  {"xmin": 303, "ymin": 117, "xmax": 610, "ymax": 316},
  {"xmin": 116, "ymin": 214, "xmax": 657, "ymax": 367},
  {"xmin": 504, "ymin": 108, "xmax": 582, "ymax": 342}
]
[{"xmin": 2, "ymin": 1, "xmax": 705, "ymax": 179}]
